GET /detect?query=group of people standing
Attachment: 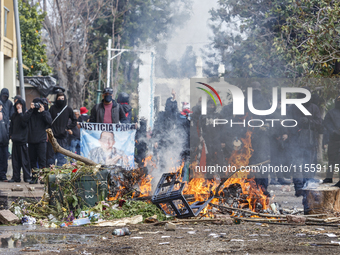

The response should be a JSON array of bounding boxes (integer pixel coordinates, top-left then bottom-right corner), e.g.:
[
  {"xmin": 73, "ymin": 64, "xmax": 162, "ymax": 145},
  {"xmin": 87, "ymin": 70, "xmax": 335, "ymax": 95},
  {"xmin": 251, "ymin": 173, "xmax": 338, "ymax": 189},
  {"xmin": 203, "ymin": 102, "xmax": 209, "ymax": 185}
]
[
  {"xmin": 0, "ymin": 86, "xmax": 134, "ymax": 185},
  {"xmin": 191, "ymin": 83, "xmax": 340, "ymax": 197}
]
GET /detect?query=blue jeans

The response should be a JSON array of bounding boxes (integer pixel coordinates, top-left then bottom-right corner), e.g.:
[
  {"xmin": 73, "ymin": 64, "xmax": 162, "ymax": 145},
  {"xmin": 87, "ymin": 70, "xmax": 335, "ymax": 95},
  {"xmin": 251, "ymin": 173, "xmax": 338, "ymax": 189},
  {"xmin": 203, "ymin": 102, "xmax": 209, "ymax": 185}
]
[
  {"xmin": 55, "ymin": 137, "xmax": 68, "ymax": 166},
  {"xmin": 69, "ymin": 139, "xmax": 80, "ymax": 155}
]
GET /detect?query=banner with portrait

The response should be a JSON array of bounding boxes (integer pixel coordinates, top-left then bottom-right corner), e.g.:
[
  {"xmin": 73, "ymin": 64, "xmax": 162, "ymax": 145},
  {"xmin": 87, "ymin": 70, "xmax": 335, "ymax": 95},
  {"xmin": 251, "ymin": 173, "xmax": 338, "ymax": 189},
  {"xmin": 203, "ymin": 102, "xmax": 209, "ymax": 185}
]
[{"xmin": 79, "ymin": 123, "xmax": 136, "ymax": 169}]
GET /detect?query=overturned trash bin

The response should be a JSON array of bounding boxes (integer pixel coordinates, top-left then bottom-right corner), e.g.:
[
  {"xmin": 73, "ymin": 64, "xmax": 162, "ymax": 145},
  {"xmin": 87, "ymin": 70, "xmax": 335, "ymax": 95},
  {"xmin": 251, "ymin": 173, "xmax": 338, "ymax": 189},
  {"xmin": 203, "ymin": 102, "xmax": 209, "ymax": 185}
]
[{"xmin": 151, "ymin": 173, "xmax": 214, "ymax": 218}]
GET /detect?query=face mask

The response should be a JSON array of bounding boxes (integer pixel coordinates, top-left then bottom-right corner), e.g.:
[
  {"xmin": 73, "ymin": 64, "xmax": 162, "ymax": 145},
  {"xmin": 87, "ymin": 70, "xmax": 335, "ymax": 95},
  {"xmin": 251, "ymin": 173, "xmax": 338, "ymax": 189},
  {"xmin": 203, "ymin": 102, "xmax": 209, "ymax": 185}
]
[
  {"xmin": 104, "ymin": 95, "xmax": 112, "ymax": 102},
  {"xmin": 56, "ymin": 100, "xmax": 64, "ymax": 107}
]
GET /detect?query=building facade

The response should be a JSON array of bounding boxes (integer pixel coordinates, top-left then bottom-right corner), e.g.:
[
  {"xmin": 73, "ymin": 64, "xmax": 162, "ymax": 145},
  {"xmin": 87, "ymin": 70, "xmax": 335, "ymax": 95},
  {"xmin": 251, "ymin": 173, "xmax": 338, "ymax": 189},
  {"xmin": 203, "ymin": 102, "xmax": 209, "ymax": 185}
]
[{"xmin": 0, "ymin": 0, "xmax": 17, "ymax": 97}]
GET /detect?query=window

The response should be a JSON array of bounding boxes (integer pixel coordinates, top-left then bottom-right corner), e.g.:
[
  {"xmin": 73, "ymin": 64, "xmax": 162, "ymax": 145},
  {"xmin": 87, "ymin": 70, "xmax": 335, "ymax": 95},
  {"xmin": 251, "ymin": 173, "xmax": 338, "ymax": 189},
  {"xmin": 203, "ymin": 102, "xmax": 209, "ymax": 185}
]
[{"xmin": 4, "ymin": 6, "xmax": 10, "ymax": 37}]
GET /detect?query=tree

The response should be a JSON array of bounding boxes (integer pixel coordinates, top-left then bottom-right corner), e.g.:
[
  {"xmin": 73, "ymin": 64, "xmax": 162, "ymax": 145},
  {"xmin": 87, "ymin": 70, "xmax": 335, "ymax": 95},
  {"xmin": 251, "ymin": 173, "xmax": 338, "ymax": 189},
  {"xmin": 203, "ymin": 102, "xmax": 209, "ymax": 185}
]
[
  {"xmin": 19, "ymin": 0, "xmax": 51, "ymax": 76},
  {"xmin": 37, "ymin": 0, "xmax": 105, "ymax": 109},
  {"xmin": 86, "ymin": 0, "xmax": 192, "ymax": 101}
]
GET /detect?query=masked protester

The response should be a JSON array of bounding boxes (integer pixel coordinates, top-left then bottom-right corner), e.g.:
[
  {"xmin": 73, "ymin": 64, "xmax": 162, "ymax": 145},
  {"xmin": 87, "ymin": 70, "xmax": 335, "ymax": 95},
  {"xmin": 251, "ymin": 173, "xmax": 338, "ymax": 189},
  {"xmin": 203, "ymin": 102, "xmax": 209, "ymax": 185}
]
[
  {"xmin": 0, "ymin": 88, "xmax": 14, "ymax": 121},
  {"xmin": 9, "ymin": 98, "xmax": 31, "ymax": 183},
  {"xmin": 25, "ymin": 98, "xmax": 52, "ymax": 184},
  {"xmin": 0, "ymin": 101, "xmax": 9, "ymax": 181},
  {"xmin": 90, "ymin": 88, "xmax": 128, "ymax": 123},
  {"xmin": 323, "ymin": 94, "xmax": 340, "ymax": 186},
  {"xmin": 117, "ymin": 92, "xmax": 132, "ymax": 123},
  {"xmin": 287, "ymin": 87, "xmax": 322, "ymax": 196},
  {"xmin": 49, "ymin": 92, "xmax": 77, "ymax": 166}
]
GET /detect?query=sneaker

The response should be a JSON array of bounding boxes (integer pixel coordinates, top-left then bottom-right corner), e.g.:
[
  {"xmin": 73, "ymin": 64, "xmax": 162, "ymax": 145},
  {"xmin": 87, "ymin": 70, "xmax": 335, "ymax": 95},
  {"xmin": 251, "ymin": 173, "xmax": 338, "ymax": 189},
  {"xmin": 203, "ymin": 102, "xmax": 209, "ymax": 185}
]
[
  {"xmin": 322, "ymin": 178, "xmax": 333, "ymax": 184},
  {"xmin": 24, "ymin": 179, "xmax": 32, "ymax": 183},
  {"xmin": 29, "ymin": 179, "xmax": 38, "ymax": 184},
  {"xmin": 0, "ymin": 179, "xmax": 9, "ymax": 182},
  {"xmin": 333, "ymin": 181, "xmax": 340, "ymax": 188},
  {"xmin": 8, "ymin": 179, "xmax": 20, "ymax": 183}
]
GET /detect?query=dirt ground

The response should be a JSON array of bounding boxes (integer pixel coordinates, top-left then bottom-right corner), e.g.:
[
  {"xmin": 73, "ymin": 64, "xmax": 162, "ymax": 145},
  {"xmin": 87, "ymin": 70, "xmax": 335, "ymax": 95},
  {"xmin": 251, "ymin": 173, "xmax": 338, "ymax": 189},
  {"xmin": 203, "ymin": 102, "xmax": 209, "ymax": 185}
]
[{"xmin": 19, "ymin": 221, "xmax": 340, "ymax": 255}]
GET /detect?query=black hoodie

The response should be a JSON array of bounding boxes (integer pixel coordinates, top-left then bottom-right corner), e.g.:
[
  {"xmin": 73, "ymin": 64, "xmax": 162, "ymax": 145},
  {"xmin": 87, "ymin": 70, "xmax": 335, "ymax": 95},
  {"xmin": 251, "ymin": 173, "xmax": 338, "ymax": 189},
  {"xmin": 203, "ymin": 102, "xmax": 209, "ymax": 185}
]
[
  {"xmin": 324, "ymin": 94, "xmax": 340, "ymax": 141},
  {"xmin": 49, "ymin": 94, "xmax": 77, "ymax": 139},
  {"xmin": 0, "ymin": 88, "xmax": 14, "ymax": 124},
  {"xmin": 10, "ymin": 98, "xmax": 29, "ymax": 144},
  {"xmin": 25, "ymin": 98, "xmax": 53, "ymax": 143}
]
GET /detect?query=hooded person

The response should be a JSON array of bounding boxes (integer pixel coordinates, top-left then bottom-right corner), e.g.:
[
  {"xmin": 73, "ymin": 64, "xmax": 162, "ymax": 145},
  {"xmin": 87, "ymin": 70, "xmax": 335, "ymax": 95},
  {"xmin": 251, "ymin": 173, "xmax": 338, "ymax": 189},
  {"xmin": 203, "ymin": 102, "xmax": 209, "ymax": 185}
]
[
  {"xmin": 0, "ymin": 101, "xmax": 9, "ymax": 181},
  {"xmin": 49, "ymin": 91, "xmax": 77, "ymax": 166},
  {"xmin": 323, "ymin": 94, "xmax": 340, "ymax": 186},
  {"xmin": 117, "ymin": 92, "xmax": 132, "ymax": 123},
  {"xmin": 25, "ymin": 98, "xmax": 52, "ymax": 184},
  {"xmin": 287, "ymin": 87, "xmax": 322, "ymax": 196},
  {"xmin": 9, "ymin": 98, "xmax": 31, "ymax": 182},
  {"xmin": 90, "ymin": 88, "xmax": 128, "ymax": 124},
  {"xmin": 0, "ymin": 88, "xmax": 14, "ymax": 122}
]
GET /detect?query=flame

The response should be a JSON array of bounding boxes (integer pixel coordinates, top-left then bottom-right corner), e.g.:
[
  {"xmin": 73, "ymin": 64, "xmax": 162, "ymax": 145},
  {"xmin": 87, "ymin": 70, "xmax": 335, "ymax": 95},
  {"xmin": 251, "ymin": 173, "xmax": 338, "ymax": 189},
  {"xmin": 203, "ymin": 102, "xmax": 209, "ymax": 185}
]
[{"xmin": 138, "ymin": 174, "xmax": 154, "ymax": 197}]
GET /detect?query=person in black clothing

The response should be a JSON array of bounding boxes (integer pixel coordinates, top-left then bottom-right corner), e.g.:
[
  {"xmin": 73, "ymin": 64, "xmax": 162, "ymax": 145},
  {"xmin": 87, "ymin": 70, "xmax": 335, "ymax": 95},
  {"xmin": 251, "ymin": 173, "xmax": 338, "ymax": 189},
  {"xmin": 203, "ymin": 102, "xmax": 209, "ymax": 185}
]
[
  {"xmin": 287, "ymin": 88, "xmax": 323, "ymax": 196},
  {"xmin": 323, "ymin": 94, "xmax": 340, "ymax": 186},
  {"xmin": 49, "ymin": 92, "xmax": 77, "ymax": 166},
  {"xmin": 117, "ymin": 92, "xmax": 132, "ymax": 123},
  {"xmin": 9, "ymin": 98, "xmax": 31, "ymax": 183},
  {"xmin": 0, "ymin": 101, "xmax": 9, "ymax": 181},
  {"xmin": 25, "ymin": 98, "xmax": 52, "ymax": 184},
  {"xmin": 0, "ymin": 88, "xmax": 14, "ymax": 121},
  {"xmin": 90, "ymin": 88, "xmax": 128, "ymax": 123}
]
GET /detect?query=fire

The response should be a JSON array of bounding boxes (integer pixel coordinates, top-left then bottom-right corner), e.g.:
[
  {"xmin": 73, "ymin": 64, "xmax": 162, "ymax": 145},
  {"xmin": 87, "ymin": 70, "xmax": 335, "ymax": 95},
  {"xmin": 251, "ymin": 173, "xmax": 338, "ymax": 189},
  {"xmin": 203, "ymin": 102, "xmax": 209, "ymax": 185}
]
[{"xmin": 138, "ymin": 174, "xmax": 154, "ymax": 197}]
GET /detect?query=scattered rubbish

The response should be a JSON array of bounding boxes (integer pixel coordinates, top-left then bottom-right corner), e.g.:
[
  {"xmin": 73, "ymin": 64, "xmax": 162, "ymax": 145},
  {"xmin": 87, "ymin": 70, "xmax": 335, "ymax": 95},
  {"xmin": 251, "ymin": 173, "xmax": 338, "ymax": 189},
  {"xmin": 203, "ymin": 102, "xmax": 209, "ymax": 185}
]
[
  {"xmin": 48, "ymin": 214, "xmax": 58, "ymax": 223},
  {"xmin": 248, "ymin": 239, "xmax": 258, "ymax": 241},
  {"xmin": 296, "ymin": 233, "xmax": 306, "ymax": 237},
  {"xmin": 22, "ymin": 215, "xmax": 36, "ymax": 225},
  {"xmin": 230, "ymin": 239, "xmax": 244, "ymax": 242},
  {"xmin": 234, "ymin": 219, "xmax": 241, "ymax": 224},
  {"xmin": 316, "ymin": 228, "xmax": 325, "ymax": 231},
  {"xmin": 145, "ymin": 215, "xmax": 158, "ymax": 223},
  {"xmin": 286, "ymin": 215, "xmax": 306, "ymax": 224},
  {"xmin": 331, "ymin": 241, "xmax": 340, "ymax": 244},
  {"xmin": 28, "ymin": 187, "xmax": 35, "ymax": 191},
  {"xmin": 0, "ymin": 209, "xmax": 20, "ymax": 224},
  {"xmin": 11, "ymin": 186, "xmax": 23, "ymax": 191},
  {"xmin": 72, "ymin": 218, "xmax": 91, "ymax": 226},
  {"xmin": 175, "ymin": 236, "xmax": 184, "ymax": 239},
  {"xmin": 159, "ymin": 242, "xmax": 170, "ymax": 245},
  {"xmin": 209, "ymin": 233, "xmax": 220, "ymax": 238},
  {"xmin": 261, "ymin": 223, "xmax": 269, "ymax": 227},
  {"xmin": 79, "ymin": 211, "xmax": 88, "ymax": 218},
  {"xmin": 249, "ymin": 234, "xmax": 259, "ymax": 237},
  {"xmin": 113, "ymin": 227, "xmax": 131, "ymax": 236},
  {"xmin": 260, "ymin": 234, "xmax": 270, "ymax": 237},
  {"xmin": 204, "ymin": 229, "xmax": 211, "ymax": 232},
  {"xmin": 138, "ymin": 231, "xmax": 161, "ymax": 234},
  {"xmin": 60, "ymin": 222, "xmax": 72, "ymax": 228},
  {"xmin": 255, "ymin": 223, "xmax": 262, "ymax": 226},
  {"xmin": 161, "ymin": 236, "xmax": 171, "ymax": 238},
  {"xmin": 130, "ymin": 237, "xmax": 143, "ymax": 239},
  {"xmin": 179, "ymin": 227, "xmax": 194, "ymax": 230},
  {"xmin": 325, "ymin": 233, "xmax": 337, "ymax": 238},
  {"xmin": 13, "ymin": 206, "xmax": 23, "ymax": 219},
  {"xmin": 220, "ymin": 233, "xmax": 226, "ymax": 235},
  {"xmin": 165, "ymin": 222, "xmax": 176, "ymax": 231},
  {"xmin": 96, "ymin": 215, "xmax": 143, "ymax": 227},
  {"xmin": 187, "ymin": 231, "xmax": 196, "ymax": 234}
]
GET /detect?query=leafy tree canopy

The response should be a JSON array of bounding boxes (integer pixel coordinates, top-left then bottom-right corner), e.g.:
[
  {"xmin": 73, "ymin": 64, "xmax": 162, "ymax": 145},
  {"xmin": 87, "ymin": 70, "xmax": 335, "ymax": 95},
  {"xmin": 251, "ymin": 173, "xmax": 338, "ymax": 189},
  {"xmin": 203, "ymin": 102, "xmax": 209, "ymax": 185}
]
[{"xmin": 19, "ymin": 0, "xmax": 51, "ymax": 76}]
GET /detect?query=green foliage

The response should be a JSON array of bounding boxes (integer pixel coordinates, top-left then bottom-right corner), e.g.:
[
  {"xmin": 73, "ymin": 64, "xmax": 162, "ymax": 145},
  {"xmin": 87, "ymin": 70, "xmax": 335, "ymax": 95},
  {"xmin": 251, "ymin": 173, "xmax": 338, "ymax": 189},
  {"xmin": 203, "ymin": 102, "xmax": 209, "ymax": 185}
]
[{"xmin": 19, "ymin": 0, "xmax": 51, "ymax": 76}]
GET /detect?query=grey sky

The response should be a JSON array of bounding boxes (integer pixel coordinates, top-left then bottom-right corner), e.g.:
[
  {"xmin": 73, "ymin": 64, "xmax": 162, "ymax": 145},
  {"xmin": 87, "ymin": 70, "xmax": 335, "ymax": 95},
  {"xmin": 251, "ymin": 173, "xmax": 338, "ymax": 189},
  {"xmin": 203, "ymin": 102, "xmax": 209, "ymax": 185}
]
[{"xmin": 166, "ymin": 0, "xmax": 218, "ymax": 60}]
